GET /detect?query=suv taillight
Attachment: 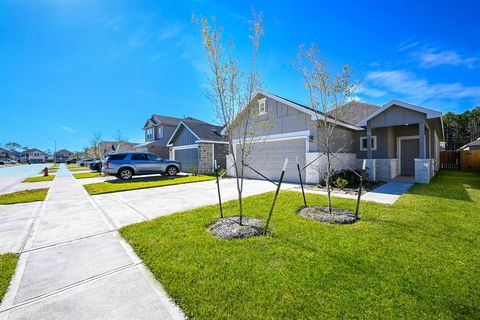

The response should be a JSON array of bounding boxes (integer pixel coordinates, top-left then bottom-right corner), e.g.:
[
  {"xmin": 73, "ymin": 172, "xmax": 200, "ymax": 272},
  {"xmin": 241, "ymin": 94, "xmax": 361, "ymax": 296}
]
[{"xmin": 105, "ymin": 161, "xmax": 110, "ymax": 168}]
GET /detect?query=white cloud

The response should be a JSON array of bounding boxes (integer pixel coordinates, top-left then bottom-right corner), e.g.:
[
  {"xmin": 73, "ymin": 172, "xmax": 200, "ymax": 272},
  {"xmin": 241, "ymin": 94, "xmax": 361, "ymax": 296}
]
[
  {"xmin": 104, "ymin": 15, "xmax": 124, "ymax": 32},
  {"xmin": 360, "ymin": 70, "xmax": 480, "ymax": 106},
  {"xmin": 60, "ymin": 125, "xmax": 76, "ymax": 133},
  {"xmin": 398, "ymin": 41, "xmax": 420, "ymax": 52},
  {"xmin": 414, "ymin": 48, "xmax": 477, "ymax": 68}
]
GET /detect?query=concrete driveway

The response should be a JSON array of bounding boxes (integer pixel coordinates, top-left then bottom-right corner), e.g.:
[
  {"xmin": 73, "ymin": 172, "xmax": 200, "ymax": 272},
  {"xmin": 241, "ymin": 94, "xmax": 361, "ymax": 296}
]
[{"xmin": 92, "ymin": 178, "xmax": 297, "ymax": 228}]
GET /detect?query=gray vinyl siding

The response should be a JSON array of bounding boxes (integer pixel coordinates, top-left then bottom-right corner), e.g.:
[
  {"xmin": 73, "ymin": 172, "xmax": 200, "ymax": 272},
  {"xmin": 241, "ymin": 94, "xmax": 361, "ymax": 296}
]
[
  {"xmin": 171, "ymin": 125, "xmax": 197, "ymax": 146},
  {"xmin": 368, "ymin": 106, "xmax": 425, "ymax": 128},
  {"xmin": 316, "ymin": 125, "xmax": 357, "ymax": 153},
  {"xmin": 231, "ymin": 95, "xmax": 320, "ymax": 152}
]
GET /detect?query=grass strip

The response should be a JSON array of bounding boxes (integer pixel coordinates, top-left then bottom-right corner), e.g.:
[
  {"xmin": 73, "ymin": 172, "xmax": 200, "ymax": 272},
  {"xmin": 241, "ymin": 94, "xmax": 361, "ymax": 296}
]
[
  {"xmin": 84, "ymin": 175, "xmax": 215, "ymax": 195},
  {"xmin": 23, "ymin": 175, "xmax": 55, "ymax": 182},
  {"xmin": 0, "ymin": 253, "xmax": 18, "ymax": 302},
  {"xmin": 0, "ymin": 188, "xmax": 49, "ymax": 204},
  {"xmin": 73, "ymin": 172, "xmax": 101, "ymax": 179}
]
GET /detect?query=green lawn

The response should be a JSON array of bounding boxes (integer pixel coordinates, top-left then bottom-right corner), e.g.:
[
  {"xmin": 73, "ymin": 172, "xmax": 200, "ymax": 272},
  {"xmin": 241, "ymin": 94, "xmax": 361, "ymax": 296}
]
[
  {"xmin": 84, "ymin": 175, "xmax": 215, "ymax": 195},
  {"xmin": 0, "ymin": 188, "xmax": 49, "ymax": 204},
  {"xmin": 73, "ymin": 172, "xmax": 101, "ymax": 179},
  {"xmin": 121, "ymin": 170, "xmax": 480, "ymax": 319},
  {"xmin": 0, "ymin": 253, "xmax": 18, "ymax": 302},
  {"xmin": 67, "ymin": 166, "xmax": 93, "ymax": 172},
  {"xmin": 22, "ymin": 175, "xmax": 55, "ymax": 182}
]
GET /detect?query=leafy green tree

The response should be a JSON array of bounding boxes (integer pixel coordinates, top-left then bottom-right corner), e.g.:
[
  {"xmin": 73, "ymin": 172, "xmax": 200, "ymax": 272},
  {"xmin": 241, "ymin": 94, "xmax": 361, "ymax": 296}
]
[{"xmin": 443, "ymin": 106, "xmax": 480, "ymax": 149}]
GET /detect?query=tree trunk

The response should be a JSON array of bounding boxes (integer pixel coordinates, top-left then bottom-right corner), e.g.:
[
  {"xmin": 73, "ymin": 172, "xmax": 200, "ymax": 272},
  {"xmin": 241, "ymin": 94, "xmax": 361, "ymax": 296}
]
[{"xmin": 325, "ymin": 151, "xmax": 332, "ymax": 214}]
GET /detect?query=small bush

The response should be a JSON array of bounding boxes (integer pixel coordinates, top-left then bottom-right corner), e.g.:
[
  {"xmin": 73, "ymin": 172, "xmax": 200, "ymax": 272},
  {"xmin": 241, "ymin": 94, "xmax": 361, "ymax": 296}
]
[
  {"xmin": 188, "ymin": 165, "xmax": 198, "ymax": 176},
  {"xmin": 330, "ymin": 169, "xmax": 361, "ymax": 187},
  {"xmin": 218, "ymin": 167, "xmax": 227, "ymax": 177},
  {"xmin": 334, "ymin": 177, "xmax": 349, "ymax": 189}
]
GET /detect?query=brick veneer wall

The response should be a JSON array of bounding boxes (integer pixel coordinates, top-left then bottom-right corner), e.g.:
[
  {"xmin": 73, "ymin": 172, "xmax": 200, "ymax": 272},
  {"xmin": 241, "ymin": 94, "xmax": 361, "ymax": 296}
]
[{"xmin": 198, "ymin": 143, "xmax": 213, "ymax": 173}]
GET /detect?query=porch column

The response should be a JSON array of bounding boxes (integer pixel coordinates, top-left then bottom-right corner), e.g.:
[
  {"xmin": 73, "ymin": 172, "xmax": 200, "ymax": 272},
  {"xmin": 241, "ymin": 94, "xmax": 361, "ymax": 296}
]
[
  {"xmin": 418, "ymin": 119, "xmax": 426, "ymax": 159},
  {"xmin": 366, "ymin": 121, "xmax": 372, "ymax": 159}
]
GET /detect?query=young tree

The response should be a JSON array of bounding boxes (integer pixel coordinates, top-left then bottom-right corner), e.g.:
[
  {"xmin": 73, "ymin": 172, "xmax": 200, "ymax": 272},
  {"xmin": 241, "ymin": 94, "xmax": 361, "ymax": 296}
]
[
  {"xmin": 89, "ymin": 131, "xmax": 102, "ymax": 159},
  {"xmin": 114, "ymin": 130, "xmax": 129, "ymax": 152},
  {"xmin": 5, "ymin": 142, "xmax": 22, "ymax": 152},
  {"xmin": 197, "ymin": 11, "xmax": 264, "ymax": 225},
  {"xmin": 296, "ymin": 44, "xmax": 355, "ymax": 214}
]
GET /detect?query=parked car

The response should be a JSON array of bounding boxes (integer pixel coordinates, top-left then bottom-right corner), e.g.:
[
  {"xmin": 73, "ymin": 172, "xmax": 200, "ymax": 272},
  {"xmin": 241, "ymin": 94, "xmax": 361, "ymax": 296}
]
[
  {"xmin": 66, "ymin": 158, "xmax": 77, "ymax": 164},
  {"xmin": 77, "ymin": 158, "xmax": 94, "ymax": 166},
  {"xmin": 89, "ymin": 160, "xmax": 102, "ymax": 172},
  {"xmin": 103, "ymin": 152, "xmax": 181, "ymax": 180}
]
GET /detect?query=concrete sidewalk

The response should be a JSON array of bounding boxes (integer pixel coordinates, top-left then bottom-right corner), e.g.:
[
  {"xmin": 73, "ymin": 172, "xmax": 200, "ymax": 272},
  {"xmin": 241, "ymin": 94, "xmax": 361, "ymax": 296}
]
[
  {"xmin": 0, "ymin": 165, "xmax": 184, "ymax": 320},
  {"xmin": 361, "ymin": 181, "xmax": 413, "ymax": 204}
]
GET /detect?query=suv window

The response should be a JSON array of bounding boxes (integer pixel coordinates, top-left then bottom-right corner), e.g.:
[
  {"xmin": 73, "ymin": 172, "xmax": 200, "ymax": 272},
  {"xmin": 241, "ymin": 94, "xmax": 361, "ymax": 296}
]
[
  {"xmin": 147, "ymin": 154, "xmax": 158, "ymax": 161},
  {"xmin": 106, "ymin": 154, "xmax": 127, "ymax": 161},
  {"xmin": 131, "ymin": 153, "xmax": 148, "ymax": 161}
]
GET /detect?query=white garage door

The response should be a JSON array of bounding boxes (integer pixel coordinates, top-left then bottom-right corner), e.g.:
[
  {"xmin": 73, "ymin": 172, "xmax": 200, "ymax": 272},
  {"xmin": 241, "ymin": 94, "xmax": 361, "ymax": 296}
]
[{"xmin": 236, "ymin": 138, "xmax": 306, "ymax": 183}]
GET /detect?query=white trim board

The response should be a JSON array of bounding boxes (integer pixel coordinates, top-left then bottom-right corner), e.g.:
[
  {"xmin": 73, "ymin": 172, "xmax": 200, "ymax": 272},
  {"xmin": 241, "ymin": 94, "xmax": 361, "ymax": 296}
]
[
  {"xmin": 171, "ymin": 144, "xmax": 198, "ymax": 150},
  {"xmin": 195, "ymin": 140, "xmax": 229, "ymax": 144},
  {"xmin": 360, "ymin": 136, "xmax": 377, "ymax": 151},
  {"xmin": 232, "ymin": 130, "xmax": 311, "ymax": 153},
  {"xmin": 396, "ymin": 135, "xmax": 419, "ymax": 175}
]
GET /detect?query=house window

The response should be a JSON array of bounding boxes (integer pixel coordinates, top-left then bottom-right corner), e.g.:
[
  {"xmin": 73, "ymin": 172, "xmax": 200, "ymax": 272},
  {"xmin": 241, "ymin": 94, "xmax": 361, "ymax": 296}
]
[
  {"xmin": 258, "ymin": 98, "xmax": 267, "ymax": 115},
  {"xmin": 360, "ymin": 136, "xmax": 377, "ymax": 151},
  {"xmin": 146, "ymin": 128, "xmax": 154, "ymax": 141},
  {"xmin": 157, "ymin": 126, "xmax": 163, "ymax": 139}
]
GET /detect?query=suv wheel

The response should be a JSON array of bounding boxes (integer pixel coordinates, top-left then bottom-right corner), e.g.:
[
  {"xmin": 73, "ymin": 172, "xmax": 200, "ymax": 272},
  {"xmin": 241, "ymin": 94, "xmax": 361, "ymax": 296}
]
[
  {"xmin": 166, "ymin": 166, "xmax": 178, "ymax": 176},
  {"xmin": 118, "ymin": 168, "xmax": 133, "ymax": 180}
]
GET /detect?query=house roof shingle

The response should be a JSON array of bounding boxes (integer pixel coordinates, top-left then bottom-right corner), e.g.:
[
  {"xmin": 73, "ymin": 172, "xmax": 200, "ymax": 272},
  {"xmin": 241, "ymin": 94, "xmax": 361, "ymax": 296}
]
[
  {"xmin": 143, "ymin": 115, "xmax": 184, "ymax": 129},
  {"xmin": 182, "ymin": 118, "xmax": 224, "ymax": 141},
  {"xmin": 329, "ymin": 101, "xmax": 380, "ymax": 125}
]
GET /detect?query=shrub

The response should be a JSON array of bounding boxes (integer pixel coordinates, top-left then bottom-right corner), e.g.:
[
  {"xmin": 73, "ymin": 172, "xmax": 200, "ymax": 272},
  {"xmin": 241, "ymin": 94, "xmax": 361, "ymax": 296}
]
[
  {"xmin": 330, "ymin": 169, "xmax": 361, "ymax": 187},
  {"xmin": 334, "ymin": 177, "xmax": 349, "ymax": 189},
  {"xmin": 218, "ymin": 167, "xmax": 227, "ymax": 177},
  {"xmin": 188, "ymin": 165, "xmax": 198, "ymax": 176}
]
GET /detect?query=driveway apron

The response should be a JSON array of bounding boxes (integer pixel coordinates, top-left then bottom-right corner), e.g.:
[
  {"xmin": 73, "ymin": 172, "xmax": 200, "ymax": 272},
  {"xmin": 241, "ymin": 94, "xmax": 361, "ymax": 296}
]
[{"xmin": 0, "ymin": 165, "xmax": 184, "ymax": 320}]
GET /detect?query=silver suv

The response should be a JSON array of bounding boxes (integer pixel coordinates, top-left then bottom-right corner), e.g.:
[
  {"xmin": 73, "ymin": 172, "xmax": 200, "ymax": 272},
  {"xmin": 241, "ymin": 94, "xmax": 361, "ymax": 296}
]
[{"xmin": 103, "ymin": 152, "xmax": 181, "ymax": 180}]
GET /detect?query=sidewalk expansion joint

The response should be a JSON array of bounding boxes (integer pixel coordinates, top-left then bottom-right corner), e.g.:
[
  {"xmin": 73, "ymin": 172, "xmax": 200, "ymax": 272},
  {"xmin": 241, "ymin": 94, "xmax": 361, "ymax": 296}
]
[{"xmin": 0, "ymin": 262, "xmax": 142, "ymax": 314}]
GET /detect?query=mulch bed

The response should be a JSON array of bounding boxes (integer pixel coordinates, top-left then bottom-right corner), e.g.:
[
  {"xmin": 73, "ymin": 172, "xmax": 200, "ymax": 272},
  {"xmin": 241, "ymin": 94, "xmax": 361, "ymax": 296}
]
[
  {"xmin": 208, "ymin": 217, "xmax": 265, "ymax": 239},
  {"xmin": 298, "ymin": 206, "xmax": 360, "ymax": 224}
]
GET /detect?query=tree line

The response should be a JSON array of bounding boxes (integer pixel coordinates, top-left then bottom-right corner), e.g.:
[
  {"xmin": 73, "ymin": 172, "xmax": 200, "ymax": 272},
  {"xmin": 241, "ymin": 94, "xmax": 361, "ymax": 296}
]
[{"xmin": 443, "ymin": 106, "xmax": 480, "ymax": 150}]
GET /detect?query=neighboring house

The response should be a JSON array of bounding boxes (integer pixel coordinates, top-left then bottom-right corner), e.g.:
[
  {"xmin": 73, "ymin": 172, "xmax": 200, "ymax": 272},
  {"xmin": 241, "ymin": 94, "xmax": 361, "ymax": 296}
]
[
  {"xmin": 226, "ymin": 90, "xmax": 444, "ymax": 184},
  {"xmin": 0, "ymin": 147, "xmax": 20, "ymax": 160},
  {"xmin": 97, "ymin": 141, "xmax": 139, "ymax": 157},
  {"xmin": 21, "ymin": 148, "xmax": 47, "ymax": 163},
  {"xmin": 458, "ymin": 138, "xmax": 480, "ymax": 150},
  {"xmin": 54, "ymin": 149, "xmax": 74, "ymax": 162},
  {"xmin": 167, "ymin": 118, "xmax": 228, "ymax": 173},
  {"xmin": 134, "ymin": 115, "xmax": 184, "ymax": 158}
]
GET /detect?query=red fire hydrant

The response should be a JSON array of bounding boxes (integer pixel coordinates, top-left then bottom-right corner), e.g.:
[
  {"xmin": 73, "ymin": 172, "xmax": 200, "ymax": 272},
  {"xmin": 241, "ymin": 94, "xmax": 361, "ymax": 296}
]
[{"xmin": 42, "ymin": 167, "xmax": 49, "ymax": 177}]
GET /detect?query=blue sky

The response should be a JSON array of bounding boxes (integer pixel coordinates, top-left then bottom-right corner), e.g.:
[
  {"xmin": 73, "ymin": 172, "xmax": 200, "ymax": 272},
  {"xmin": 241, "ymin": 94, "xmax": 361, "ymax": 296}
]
[{"xmin": 1, "ymin": 0, "xmax": 479, "ymax": 152}]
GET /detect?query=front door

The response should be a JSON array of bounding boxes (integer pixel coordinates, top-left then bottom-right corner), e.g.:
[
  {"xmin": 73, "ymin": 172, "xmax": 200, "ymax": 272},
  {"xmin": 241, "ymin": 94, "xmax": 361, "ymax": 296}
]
[{"xmin": 400, "ymin": 139, "xmax": 419, "ymax": 176}]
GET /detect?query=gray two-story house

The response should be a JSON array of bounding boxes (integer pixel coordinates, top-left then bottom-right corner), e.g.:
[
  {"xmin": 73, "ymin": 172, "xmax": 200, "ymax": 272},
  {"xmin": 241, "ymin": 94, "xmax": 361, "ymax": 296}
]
[
  {"xmin": 166, "ymin": 118, "xmax": 228, "ymax": 173},
  {"xmin": 226, "ymin": 90, "xmax": 444, "ymax": 184},
  {"xmin": 134, "ymin": 115, "xmax": 183, "ymax": 158}
]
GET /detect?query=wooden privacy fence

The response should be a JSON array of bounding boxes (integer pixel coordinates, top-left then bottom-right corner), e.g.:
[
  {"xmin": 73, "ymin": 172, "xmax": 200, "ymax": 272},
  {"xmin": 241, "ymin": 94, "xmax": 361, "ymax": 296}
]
[{"xmin": 440, "ymin": 150, "xmax": 480, "ymax": 170}]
